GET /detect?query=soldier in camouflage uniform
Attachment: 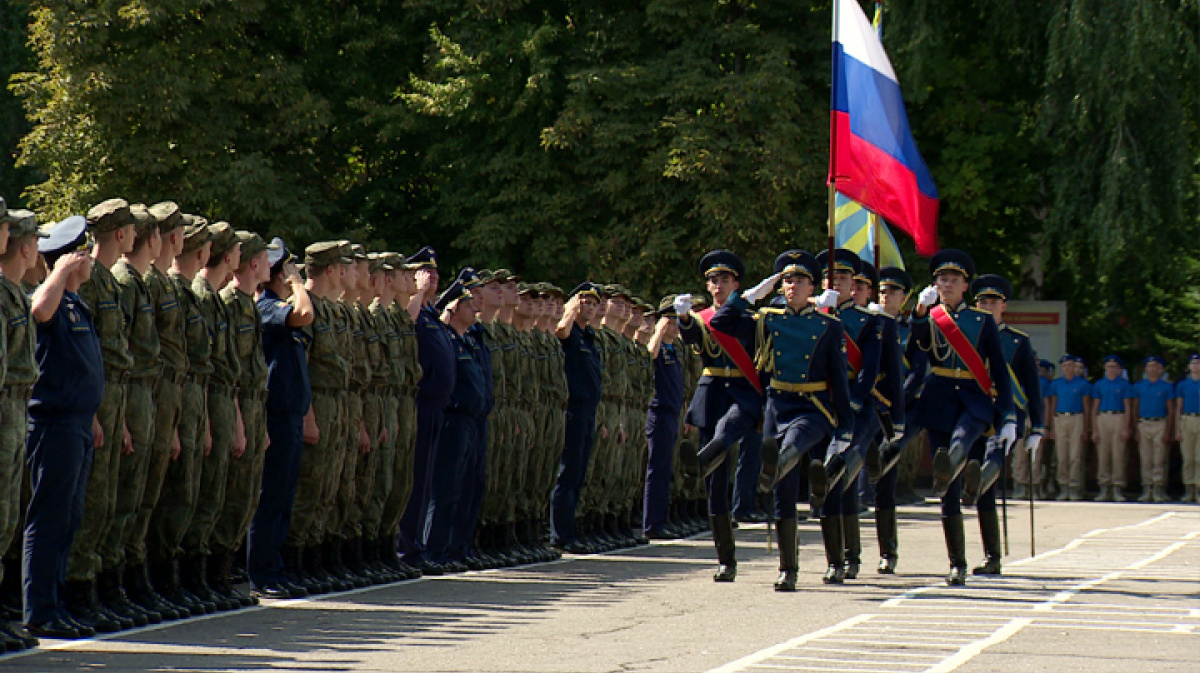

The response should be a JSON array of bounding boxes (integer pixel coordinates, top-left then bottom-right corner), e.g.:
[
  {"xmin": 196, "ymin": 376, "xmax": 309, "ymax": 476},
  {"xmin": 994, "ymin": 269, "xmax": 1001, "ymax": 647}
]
[
  {"xmin": 470, "ymin": 271, "xmax": 509, "ymax": 567},
  {"xmin": 180, "ymin": 222, "xmax": 244, "ymax": 612},
  {"xmin": 536, "ymin": 285, "xmax": 569, "ymax": 553},
  {"xmin": 209, "ymin": 231, "xmax": 273, "ymax": 606}
]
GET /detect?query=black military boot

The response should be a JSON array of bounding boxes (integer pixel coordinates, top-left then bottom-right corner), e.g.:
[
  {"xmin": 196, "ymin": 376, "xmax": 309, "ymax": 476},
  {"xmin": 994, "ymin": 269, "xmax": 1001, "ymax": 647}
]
[
  {"xmin": 809, "ymin": 454, "xmax": 847, "ymax": 508},
  {"xmin": 973, "ymin": 508, "xmax": 1003, "ymax": 575},
  {"xmin": 933, "ymin": 442, "xmax": 969, "ymax": 498},
  {"xmin": 963, "ymin": 458, "xmax": 1004, "ymax": 507},
  {"xmin": 154, "ymin": 558, "xmax": 201, "ymax": 616},
  {"xmin": 303, "ymin": 545, "xmax": 338, "ymax": 593},
  {"xmin": 696, "ymin": 438, "xmax": 730, "ymax": 478},
  {"xmin": 95, "ymin": 569, "xmax": 141, "ymax": 628},
  {"xmin": 188, "ymin": 554, "xmax": 234, "ymax": 611},
  {"xmin": 209, "ymin": 549, "xmax": 254, "ymax": 608},
  {"xmin": 65, "ymin": 579, "xmax": 122, "ymax": 633},
  {"xmin": 710, "ymin": 514, "xmax": 737, "ymax": 582},
  {"xmin": 875, "ymin": 508, "xmax": 899, "ymax": 574},
  {"xmin": 774, "ymin": 518, "xmax": 799, "ymax": 592},
  {"xmin": 342, "ymin": 537, "xmax": 374, "ymax": 583},
  {"xmin": 145, "ymin": 561, "xmax": 193, "ymax": 618},
  {"xmin": 127, "ymin": 562, "xmax": 184, "ymax": 620},
  {"xmin": 842, "ymin": 514, "xmax": 862, "ymax": 580},
  {"xmin": 820, "ymin": 516, "xmax": 846, "ymax": 584},
  {"xmin": 943, "ymin": 513, "xmax": 968, "ymax": 586},
  {"xmin": 115, "ymin": 565, "xmax": 162, "ymax": 624},
  {"xmin": 325, "ymin": 540, "xmax": 368, "ymax": 588}
]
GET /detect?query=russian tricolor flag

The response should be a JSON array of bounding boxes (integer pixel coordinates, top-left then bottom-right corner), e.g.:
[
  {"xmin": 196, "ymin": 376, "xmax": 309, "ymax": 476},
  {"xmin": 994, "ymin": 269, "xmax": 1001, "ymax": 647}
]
[{"xmin": 830, "ymin": 0, "xmax": 939, "ymax": 256}]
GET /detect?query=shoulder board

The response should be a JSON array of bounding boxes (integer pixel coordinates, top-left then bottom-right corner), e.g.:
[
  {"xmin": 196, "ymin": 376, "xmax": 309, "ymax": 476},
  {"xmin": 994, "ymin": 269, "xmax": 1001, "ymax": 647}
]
[
  {"xmin": 1004, "ymin": 325, "xmax": 1029, "ymax": 338},
  {"xmin": 966, "ymin": 307, "xmax": 992, "ymax": 316},
  {"xmin": 817, "ymin": 311, "xmax": 840, "ymax": 322},
  {"xmin": 759, "ymin": 307, "xmax": 786, "ymax": 315}
]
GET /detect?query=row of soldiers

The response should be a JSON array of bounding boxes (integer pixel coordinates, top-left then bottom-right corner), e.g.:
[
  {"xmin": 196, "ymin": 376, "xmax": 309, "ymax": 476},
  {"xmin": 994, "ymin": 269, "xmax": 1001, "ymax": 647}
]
[{"xmin": 0, "ymin": 194, "xmax": 724, "ymax": 649}]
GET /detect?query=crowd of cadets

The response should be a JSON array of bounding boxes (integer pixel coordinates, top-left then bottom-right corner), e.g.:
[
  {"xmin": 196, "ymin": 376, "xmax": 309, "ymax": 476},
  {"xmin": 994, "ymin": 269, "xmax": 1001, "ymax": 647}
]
[{"xmin": 0, "ymin": 195, "xmax": 1195, "ymax": 651}]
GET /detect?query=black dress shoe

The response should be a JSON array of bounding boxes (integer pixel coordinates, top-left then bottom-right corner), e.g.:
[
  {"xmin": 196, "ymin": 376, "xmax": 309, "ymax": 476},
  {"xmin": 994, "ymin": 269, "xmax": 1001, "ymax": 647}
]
[
  {"xmin": 4, "ymin": 624, "xmax": 40, "ymax": 648},
  {"xmin": 251, "ymin": 583, "xmax": 293, "ymax": 599},
  {"xmin": 26, "ymin": 617, "xmax": 84, "ymax": 639}
]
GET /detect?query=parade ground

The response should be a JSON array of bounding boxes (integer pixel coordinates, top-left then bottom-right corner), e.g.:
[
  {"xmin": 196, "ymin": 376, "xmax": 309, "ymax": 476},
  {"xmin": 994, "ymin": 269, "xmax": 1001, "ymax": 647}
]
[{"xmin": 4, "ymin": 502, "xmax": 1197, "ymax": 673}]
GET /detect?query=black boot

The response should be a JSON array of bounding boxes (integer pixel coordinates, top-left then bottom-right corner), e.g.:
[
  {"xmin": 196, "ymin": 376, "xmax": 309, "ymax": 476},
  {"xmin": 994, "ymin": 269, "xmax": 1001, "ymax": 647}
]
[
  {"xmin": 933, "ymin": 443, "xmax": 968, "ymax": 497},
  {"xmin": 942, "ymin": 513, "xmax": 968, "ymax": 586},
  {"xmin": 963, "ymin": 458, "xmax": 1003, "ymax": 507},
  {"xmin": 973, "ymin": 509, "xmax": 1003, "ymax": 575},
  {"xmin": 696, "ymin": 438, "xmax": 730, "ymax": 478},
  {"xmin": 304, "ymin": 544, "xmax": 339, "ymax": 593},
  {"xmin": 185, "ymin": 554, "xmax": 232, "ymax": 612},
  {"xmin": 64, "ymin": 579, "xmax": 122, "ymax": 633},
  {"xmin": 876, "ymin": 508, "xmax": 899, "ymax": 574},
  {"xmin": 111, "ymin": 566, "xmax": 161, "ymax": 624},
  {"xmin": 820, "ymin": 516, "xmax": 846, "ymax": 584},
  {"xmin": 126, "ymin": 562, "xmax": 183, "ymax": 620},
  {"xmin": 710, "ymin": 514, "xmax": 737, "ymax": 582},
  {"xmin": 155, "ymin": 558, "xmax": 203, "ymax": 616},
  {"xmin": 774, "ymin": 518, "xmax": 798, "ymax": 592},
  {"xmin": 95, "ymin": 569, "xmax": 141, "ymax": 629},
  {"xmin": 209, "ymin": 549, "xmax": 254, "ymax": 608},
  {"xmin": 325, "ymin": 540, "xmax": 367, "ymax": 589},
  {"xmin": 774, "ymin": 443, "xmax": 804, "ymax": 487},
  {"xmin": 842, "ymin": 514, "xmax": 862, "ymax": 580},
  {"xmin": 809, "ymin": 453, "xmax": 847, "ymax": 508},
  {"xmin": 875, "ymin": 440, "xmax": 906, "ymax": 483}
]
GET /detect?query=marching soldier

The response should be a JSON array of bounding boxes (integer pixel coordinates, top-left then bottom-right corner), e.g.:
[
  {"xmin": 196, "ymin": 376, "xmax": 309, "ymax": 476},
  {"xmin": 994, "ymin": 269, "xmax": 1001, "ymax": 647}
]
[
  {"xmin": 910, "ymin": 250, "xmax": 1016, "ymax": 585},
  {"xmin": 962, "ymin": 274, "xmax": 1044, "ymax": 576},
  {"xmin": 675, "ymin": 251, "xmax": 764, "ymax": 581}
]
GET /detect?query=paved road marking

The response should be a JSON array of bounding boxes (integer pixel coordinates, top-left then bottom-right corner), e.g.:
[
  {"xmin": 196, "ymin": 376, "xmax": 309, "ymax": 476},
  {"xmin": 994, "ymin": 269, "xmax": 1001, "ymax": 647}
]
[{"xmin": 707, "ymin": 512, "xmax": 1200, "ymax": 673}]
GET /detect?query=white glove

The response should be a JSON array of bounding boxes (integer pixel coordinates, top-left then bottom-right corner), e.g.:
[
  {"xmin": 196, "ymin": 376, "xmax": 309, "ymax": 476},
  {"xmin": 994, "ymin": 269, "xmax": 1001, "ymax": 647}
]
[
  {"xmin": 917, "ymin": 284, "xmax": 939, "ymax": 308},
  {"xmin": 743, "ymin": 272, "xmax": 782, "ymax": 304},
  {"xmin": 998, "ymin": 422, "xmax": 1018, "ymax": 454},
  {"xmin": 673, "ymin": 293, "xmax": 693, "ymax": 317},
  {"xmin": 868, "ymin": 302, "xmax": 884, "ymax": 314},
  {"xmin": 1025, "ymin": 433, "xmax": 1042, "ymax": 454},
  {"xmin": 814, "ymin": 289, "xmax": 839, "ymax": 310}
]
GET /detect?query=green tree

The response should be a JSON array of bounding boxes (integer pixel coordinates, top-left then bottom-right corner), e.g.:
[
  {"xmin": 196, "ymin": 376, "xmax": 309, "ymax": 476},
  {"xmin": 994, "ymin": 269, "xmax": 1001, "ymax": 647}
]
[{"xmin": 1, "ymin": 1, "xmax": 36, "ymax": 206}]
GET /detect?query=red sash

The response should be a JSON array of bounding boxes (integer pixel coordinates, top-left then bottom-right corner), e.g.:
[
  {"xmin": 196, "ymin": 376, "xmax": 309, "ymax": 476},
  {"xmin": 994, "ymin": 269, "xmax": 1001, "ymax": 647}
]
[
  {"xmin": 930, "ymin": 305, "xmax": 994, "ymax": 396},
  {"xmin": 697, "ymin": 307, "xmax": 763, "ymax": 394},
  {"xmin": 844, "ymin": 334, "xmax": 863, "ymax": 374}
]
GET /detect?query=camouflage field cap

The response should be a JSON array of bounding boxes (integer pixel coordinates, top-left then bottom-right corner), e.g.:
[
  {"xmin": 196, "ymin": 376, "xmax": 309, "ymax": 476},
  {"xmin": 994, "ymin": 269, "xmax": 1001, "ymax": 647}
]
[
  {"xmin": 181, "ymin": 215, "xmax": 212, "ymax": 252},
  {"xmin": 207, "ymin": 221, "xmax": 238, "ymax": 259},
  {"xmin": 235, "ymin": 230, "xmax": 275, "ymax": 259},
  {"xmin": 351, "ymin": 243, "xmax": 368, "ymax": 261},
  {"xmin": 305, "ymin": 241, "xmax": 349, "ymax": 268},
  {"xmin": 4, "ymin": 209, "xmax": 47, "ymax": 239},
  {"xmin": 149, "ymin": 201, "xmax": 183, "ymax": 231},
  {"xmin": 129, "ymin": 204, "xmax": 159, "ymax": 235},
  {"xmin": 87, "ymin": 198, "xmax": 133, "ymax": 233}
]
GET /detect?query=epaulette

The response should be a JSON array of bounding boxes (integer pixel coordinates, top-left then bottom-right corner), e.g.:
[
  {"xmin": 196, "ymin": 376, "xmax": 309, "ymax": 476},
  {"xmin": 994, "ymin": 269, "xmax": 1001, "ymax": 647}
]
[
  {"xmin": 966, "ymin": 307, "xmax": 992, "ymax": 316},
  {"xmin": 759, "ymin": 307, "xmax": 786, "ymax": 316},
  {"xmin": 818, "ymin": 310, "xmax": 840, "ymax": 322},
  {"xmin": 1003, "ymin": 325, "xmax": 1029, "ymax": 338}
]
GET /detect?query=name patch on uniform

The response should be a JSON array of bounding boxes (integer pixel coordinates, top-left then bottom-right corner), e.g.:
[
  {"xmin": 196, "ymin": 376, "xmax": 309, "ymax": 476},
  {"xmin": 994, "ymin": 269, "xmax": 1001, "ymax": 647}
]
[
  {"xmin": 159, "ymin": 299, "xmax": 178, "ymax": 311},
  {"xmin": 139, "ymin": 303, "xmax": 154, "ymax": 313},
  {"xmin": 8, "ymin": 315, "xmax": 27, "ymax": 327},
  {"xmin": 236, "ymin": 324, "xmax": 254, "ymax": 334},
  {"xmin": 97, "ymin": 301, "xmax": 118, "ymax": 311}
]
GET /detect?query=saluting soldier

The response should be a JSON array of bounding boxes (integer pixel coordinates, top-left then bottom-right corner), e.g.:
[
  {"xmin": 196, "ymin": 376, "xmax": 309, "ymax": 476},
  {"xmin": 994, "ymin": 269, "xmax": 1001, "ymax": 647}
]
[
  {"xmin": 642, "ymin": 296, "xmax": 684, "ymax": 539},
  {"xmin": 962, "ymin": 274, "xmax": 1044, "ymax": 576},
  {"xmin": 675, "ymin": 251, "xmax": 764, "ymax": 582},
  {"xmin": 910, "ymin": 249, "xmax": 1016, "ymax": 586},
  {"xmin": 709, "ymin": 250, "xmax": 854, "ymax": 590}
]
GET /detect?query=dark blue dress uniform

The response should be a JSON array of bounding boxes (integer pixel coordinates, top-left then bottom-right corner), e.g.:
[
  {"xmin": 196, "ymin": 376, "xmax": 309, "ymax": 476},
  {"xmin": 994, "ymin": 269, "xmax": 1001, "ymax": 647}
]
[
  {"xmin": 424, "ymin": 311, "xmax": 487, "ymax": 566},
  {"xmin": 642, "ymin": 303, "xmax": 685, "ymax": 536},
  {"xmin": 451, "ymin": 275, "xmax": 494, "ymax": 564},
  {"xmin": 24, "ymin": 218, "xmax": 106, "ymax": 631},
  {"xmin": 712, "ymin": 249, "xmax": 854, "ymax": 589},
  {"xmin": 398, "ymin": 247, "xmax": 458, "ymax": 564},
  {"xmin": 910, "ymin": 250, "xmax": 1014, "ymax": 584},
  {"xmin": 247, "ymin": 278, "xmax": 313, "ymax": 590},
  {"xmin": 551, "ymin": 285, "xmax": 603, "ymax": 548},
  {"xmin": 823, "ymin": 300, "xmax": 884, "ymax": 517}
]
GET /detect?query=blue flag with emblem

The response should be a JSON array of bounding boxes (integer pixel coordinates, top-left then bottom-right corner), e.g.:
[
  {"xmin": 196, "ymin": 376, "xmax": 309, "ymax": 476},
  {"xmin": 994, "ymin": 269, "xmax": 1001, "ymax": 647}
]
[{"xmin": 832, "ymin": 192, "xmax": 905, "ymax": 270}]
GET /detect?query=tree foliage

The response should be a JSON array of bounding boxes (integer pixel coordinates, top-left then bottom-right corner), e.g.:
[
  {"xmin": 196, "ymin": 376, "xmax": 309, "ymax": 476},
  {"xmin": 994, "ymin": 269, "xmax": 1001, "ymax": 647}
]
[{"xmin": 6, "ymin": 0, "xmax": 1199, "ymax": 365}]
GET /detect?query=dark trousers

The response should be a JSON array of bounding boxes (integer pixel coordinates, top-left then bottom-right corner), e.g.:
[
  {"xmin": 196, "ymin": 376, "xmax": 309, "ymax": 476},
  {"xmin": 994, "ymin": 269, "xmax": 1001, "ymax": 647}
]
[
  {"xmin": 732, "ymin": 430, "xmax": 763, "ymax": 518},
  {"xmin": 248, "ymin": 412, "xmax": 304, "ymax": 587},
  {"xmin": 972, "ymin": 433, "xmax": 1014, "ymax": 514},
  {"xmin": 423, "ymin": 411, "xmax": 479, "ymax": 563},
  {"xmin": 399, "ymin": 396, "xmax": 448, "ymax": 562},
  {"xmin": 23, "ymin": 418, "xmax": 93, "ymax": 625},
  {"xmin": 642, "ymin": 408, "xmax": 680, "ymax": 532},
  {"xmin": 550, "ymin": 402, "xmax": 598, "ymax": 543},
  {"xmin": 449, "ymin": 420, "xmax": 487, "ymax": 561},
  {"xmin": 701, "ymin": 404, "xmax": 759, "ymax": 516},
  {"xmin": 822, "ymin": 406, "xmax": 880, "ymax": 517},
  {"xmin": 928, "ymin": 413, "xmax": 991, "ymax": 516},
  {"xmin": 773, "ymin": 416, "xmax": 831, "ymax": 520}
]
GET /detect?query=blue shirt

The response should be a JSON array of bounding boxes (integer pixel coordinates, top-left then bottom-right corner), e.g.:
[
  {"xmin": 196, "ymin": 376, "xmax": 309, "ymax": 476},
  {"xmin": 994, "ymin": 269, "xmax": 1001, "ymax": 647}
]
[
  {"xmin": 1049, "ymin": 376, "xmax": 1092, "ymax": 414},
  {"xmin": 1133, "ymin": 378, "xmax": 1175, "ymax": 419},
  {"xmin": 30, "ymin": 291, "xmax": 104, "ymax": 422},
  {"xmin": 415, "ymin": 304, "xmax": 457, "ymax": 401},
  {"xmin": 1092, "ymin": 375, "xmax": 1134, "ymax": 413},
  {"xmin": 1039, "ymin": 375, "xmax": 1052, "ymax": 399},
  {"xmin": 259, "ymin": 288, "xmax": 312, "ymax": 416},
  {"xmin": 1175, "ymin": 376, "xmax": 1200, "ymax": 415},
  {"xmin": 560, "ymin": 323, "xmax": 602, "ymax": 407}
]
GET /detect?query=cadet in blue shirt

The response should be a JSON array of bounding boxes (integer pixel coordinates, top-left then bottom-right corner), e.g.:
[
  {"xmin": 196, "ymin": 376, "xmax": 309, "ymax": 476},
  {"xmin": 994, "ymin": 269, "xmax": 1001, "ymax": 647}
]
[
  {"xmin": 1047, "ymin": 355, "xmax": 1093, "ymax": 500},
  {"xmin": 1091, "ymin": 355, "xmax": 1134, "ymax": 501},
  {"xmin": 642, "ymin": 296, "xmax": 685, "ymax": 539},
  {"xmin": 247, "ymin": 241, "xmax": 315, "ymax": 598},
  {"xmin": 910, "ymin": 250, "xmax": 1016, "ymax": 586},
  {"xmin": 24, "ymin": 216, "xmax": 105, "ymax": 638},
  {"xmin": 675, "ymin": 250, "xmax": 764, "ymax": 582},
  {"xmin": 1174, "ymin": 354, "xmax": 1200, "ymax": 503},
  {"xmin": 711, "ymin": 250, "xmax": 853, "ymax": 590},
  {"xmin": 1134, "ymin": 356, "xmax": 1175, "ymax": 502},
  {"xmin": 550, "ymin": 282, "xmax": 603, "ymax": 553}
]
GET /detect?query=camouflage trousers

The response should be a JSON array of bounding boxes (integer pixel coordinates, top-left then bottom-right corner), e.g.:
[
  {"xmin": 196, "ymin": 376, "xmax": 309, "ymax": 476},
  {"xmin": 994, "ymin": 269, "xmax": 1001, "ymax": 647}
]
[
  {"xmin": 211, "ymin": 394, "xmax": 268, "ymax": 553},
  {"xmin": 378, "ymin": 393, "xmax": 417, "ymax": 542},
  {"xmin": 363, "ymin": 393, "xmax": 399, "ymax": 540},
  {"xmin": 287, "ymin": 391, "xmax": 344, "ymax": 548},
  {"xmin": 331, "ymin": 393, "xmax": 363, "ymax": 542},
  {"xmin": 66, "ymin": 379, "xmax": 126, "ymax": 581},
  {"xmin": 0, "ymin": 396, "xmax": 28, "ymax": 586},
  {"xmin": 147, "ymin": 377, "xmax": 207, "ymax": 563},
  {"xmin": 125, "ymin": 376, "xmax": 183, "ymax": 566},
  {"xmin": 99, "ymin": 378, "xmax": 157, "ymax": 571},
  {"xmin": 348, "ymin": 392, "xmax": 383, "ymax": 540},
  {"xmin": 180, "ymin": 389, "xmax": 237, "ymax": 557}
]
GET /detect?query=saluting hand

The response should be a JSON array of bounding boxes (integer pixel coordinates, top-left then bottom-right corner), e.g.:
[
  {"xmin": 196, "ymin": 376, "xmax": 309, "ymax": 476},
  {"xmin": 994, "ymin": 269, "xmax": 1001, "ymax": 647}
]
[{"xmin": 742, "ymin": 273, "xmax": 782, "ymax": 304}]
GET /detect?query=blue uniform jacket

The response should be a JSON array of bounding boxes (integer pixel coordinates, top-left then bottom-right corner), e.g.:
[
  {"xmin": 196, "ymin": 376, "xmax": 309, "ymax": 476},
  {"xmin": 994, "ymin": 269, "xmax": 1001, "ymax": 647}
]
[
  {"xmin": 445, "ymin": 329, "xmax": 487, "ymax": 417},
  {"xmin": 467, "ymin": 323, "xmax": 496, "ymax": 417},
  {"xmin": 712, "ymin": 292, "xmax": 852, "ymax": 441},
  {"xmin": 560, "ymin": 322, "xmax": 602, "ymax": 408},
  {"xmin": 416, "ymin": 304, "xmax": 457, "ymax": 401},
  {"xmin": 912, "ymin": 301, "xmax": 1016, "ymax": 433},
  {"xmin": 999, "ymin": 323, "xmax": 1045, "ymax": 434},
  {"xmin": 259, "ymin": 288, "xmax": 313, "ymax": 417},
  {"xmin": 649, "ymin": 342, "xmax": 685, "ymax": 414},
  {"xmin": 679, "ymin": 302, "xmax": 764, "ymax": 429},
  {"xmin": 898, "ymin": 315, "xmax": 927, "ymax": 409},
  {"xmin": 876, "ymin": 312, "xmax": 906, "ymax": 431},
  {"xmin": 838, "ymin": 302, "xmax": 885, "ymax": 413},
  {"xmin": 30, "ymin": 291, "xmax": 104, "ymax": 422}
]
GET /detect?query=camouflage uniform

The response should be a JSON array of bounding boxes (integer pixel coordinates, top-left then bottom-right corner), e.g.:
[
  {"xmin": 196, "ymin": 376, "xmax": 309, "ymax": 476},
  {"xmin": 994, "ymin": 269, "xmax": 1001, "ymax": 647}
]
[
  {"xmin": 0, "ymin": 275, "xmax": 29, "ymax": 587},
  {"xmin": 378, "ymin": 302, "xmax": 420, "ymax": 543}
]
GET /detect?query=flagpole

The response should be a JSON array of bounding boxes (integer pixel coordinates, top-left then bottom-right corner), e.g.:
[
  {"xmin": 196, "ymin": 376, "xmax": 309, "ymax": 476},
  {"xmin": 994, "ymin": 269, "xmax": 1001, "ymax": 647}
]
[
  {"xmin": 827, "ymin": 0, "xmax": 840, "ymax": 284},
  {"xmin": 872, "ymin": 214, "xmax": 881, "ymax": 301}
]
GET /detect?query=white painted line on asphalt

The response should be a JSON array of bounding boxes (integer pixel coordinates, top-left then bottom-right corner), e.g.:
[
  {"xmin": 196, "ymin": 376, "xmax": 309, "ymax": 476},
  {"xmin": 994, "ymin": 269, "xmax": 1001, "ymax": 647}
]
[
  {"xmin": 922, "ymin": 618, "xmax": 1033, "ymax": 673},
  {"xmin": 795, "ymin": 646, "xmax": 937, "ymax": 658},
  {"xmin": 705, "ymin": 614, "xmax": 876, "ymax": 673},
  {"xmin": 1126, "ymin": 541, "xmax": 1187, "ymax": 570},
  {"xmin": 772, "ymin": 654, "xmax": 929, "ymax": 666}
]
